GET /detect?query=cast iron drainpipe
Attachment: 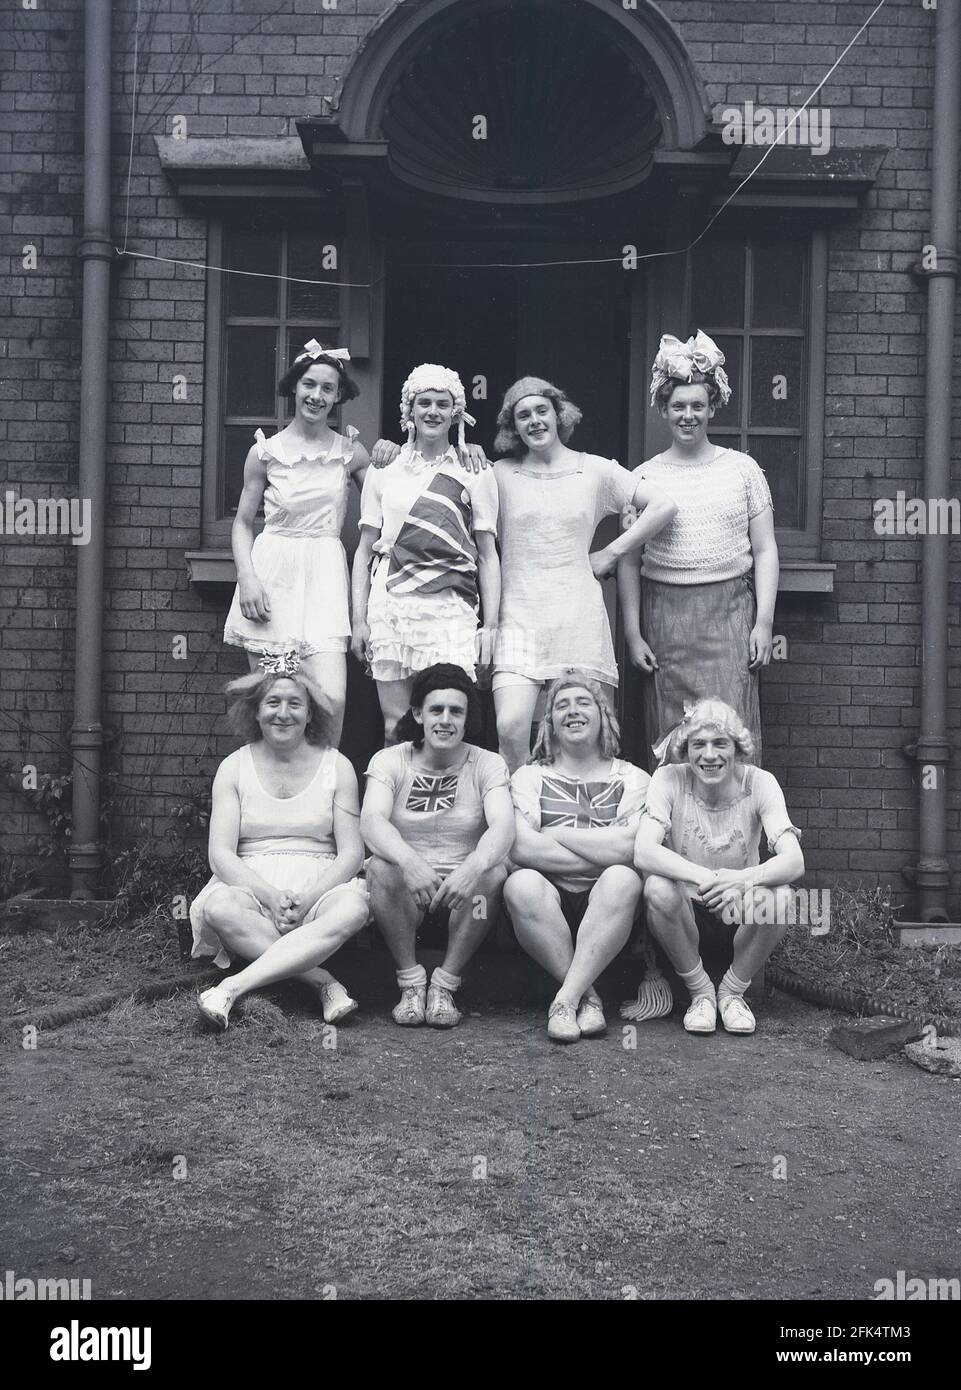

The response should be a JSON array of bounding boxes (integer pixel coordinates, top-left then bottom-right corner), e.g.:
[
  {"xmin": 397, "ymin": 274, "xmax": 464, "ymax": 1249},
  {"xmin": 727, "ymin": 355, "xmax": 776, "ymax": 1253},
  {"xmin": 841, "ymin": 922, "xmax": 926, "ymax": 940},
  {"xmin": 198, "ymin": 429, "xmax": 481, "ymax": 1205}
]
[
  {"xmin": 908, "ymin": 0, "xmax": 960, "ymax": 922},
  {"xmin": 69, "ymin": 0, "xmax": 112, "ymax": 898}
]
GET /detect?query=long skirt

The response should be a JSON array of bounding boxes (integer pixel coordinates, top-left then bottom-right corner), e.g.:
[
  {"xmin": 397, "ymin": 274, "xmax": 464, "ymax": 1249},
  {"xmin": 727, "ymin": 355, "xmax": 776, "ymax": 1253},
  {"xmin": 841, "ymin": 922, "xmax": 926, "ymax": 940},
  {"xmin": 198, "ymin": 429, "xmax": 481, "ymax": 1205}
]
[{"xmin": 640, "ymin": 573, "xmax": 762, "ymax": 767}]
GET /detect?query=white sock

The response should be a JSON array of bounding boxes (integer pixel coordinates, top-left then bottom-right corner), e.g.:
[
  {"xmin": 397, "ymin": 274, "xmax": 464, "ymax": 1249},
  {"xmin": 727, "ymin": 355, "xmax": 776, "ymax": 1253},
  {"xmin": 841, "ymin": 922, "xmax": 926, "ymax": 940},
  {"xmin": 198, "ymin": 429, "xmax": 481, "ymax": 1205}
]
[
  {"xmin": 431, "ymin": 966, "xmax": 461, "ymax": 992},
  {"xmin": 718, "ymin": 965, "xmax": 751, "ymax": 1000},
  {"xmin": 397, "ymin": 965, "xmax": 427, "ymax": 990},
  {"xmin": 678, "ymin": 958, "xmax": 715, "ymax": 1003}
]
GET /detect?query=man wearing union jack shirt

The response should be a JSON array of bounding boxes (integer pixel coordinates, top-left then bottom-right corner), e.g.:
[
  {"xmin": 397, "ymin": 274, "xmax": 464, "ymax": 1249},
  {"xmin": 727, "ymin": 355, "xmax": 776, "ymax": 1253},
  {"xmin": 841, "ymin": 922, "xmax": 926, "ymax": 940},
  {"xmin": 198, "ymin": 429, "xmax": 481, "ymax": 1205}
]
[{"xmin": 505, "ymin": 673, "xmax": 650, "ymax": 1044}]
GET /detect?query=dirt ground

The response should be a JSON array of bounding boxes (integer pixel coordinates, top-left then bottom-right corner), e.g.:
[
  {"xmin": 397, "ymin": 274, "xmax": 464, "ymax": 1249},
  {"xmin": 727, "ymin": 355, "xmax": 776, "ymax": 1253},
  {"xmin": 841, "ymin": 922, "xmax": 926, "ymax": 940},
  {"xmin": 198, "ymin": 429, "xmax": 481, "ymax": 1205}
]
[{"xmin": 2, "ymin": 924, "xmax": 959, "ymax": 1301}]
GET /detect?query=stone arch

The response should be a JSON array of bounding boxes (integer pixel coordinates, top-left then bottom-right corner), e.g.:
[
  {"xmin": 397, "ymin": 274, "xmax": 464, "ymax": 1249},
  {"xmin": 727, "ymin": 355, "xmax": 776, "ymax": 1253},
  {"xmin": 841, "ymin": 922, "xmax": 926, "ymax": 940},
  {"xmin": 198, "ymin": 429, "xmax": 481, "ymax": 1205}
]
[{"xmin": 332, "ymin": 0, "xmax": 711, "ymax": 153}]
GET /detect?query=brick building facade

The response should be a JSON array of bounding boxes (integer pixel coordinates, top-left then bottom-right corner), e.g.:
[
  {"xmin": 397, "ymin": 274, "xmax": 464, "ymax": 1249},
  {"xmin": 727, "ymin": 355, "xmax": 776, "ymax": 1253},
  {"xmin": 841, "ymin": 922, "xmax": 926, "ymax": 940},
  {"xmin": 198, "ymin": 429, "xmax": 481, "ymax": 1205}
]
[{"xmin": 1, "ymin": 0, "xmax": 959, "ymax": 919}]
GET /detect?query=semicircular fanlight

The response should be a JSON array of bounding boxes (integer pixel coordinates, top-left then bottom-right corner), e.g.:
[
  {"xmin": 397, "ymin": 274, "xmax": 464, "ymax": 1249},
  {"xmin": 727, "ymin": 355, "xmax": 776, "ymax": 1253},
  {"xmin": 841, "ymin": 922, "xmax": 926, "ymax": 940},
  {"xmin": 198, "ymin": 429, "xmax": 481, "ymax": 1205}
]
[{"xmin": 382, "ymin": 2, "xmax": 663, "ymax": 200}]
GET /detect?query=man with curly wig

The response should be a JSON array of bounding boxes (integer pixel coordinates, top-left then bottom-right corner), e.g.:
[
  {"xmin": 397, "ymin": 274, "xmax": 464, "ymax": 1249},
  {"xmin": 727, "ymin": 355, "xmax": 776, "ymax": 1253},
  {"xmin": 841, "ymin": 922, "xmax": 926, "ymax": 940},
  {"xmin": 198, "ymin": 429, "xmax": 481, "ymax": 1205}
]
[
  {"xmin": 634, "ymin": 698, "xmax": 804, "ymax": 1037},
  {"xmin": 505, "ymin": 673, "xmax": 650, "ymax": 1043}
]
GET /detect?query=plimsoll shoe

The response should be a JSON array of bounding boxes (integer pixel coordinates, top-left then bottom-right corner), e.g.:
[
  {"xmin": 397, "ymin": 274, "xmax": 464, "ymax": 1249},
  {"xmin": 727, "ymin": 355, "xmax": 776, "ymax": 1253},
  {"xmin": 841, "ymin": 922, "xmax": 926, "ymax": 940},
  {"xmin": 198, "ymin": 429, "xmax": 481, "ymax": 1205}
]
[
  {"xmin": 576, "ymin": 996, "xmax": 607, "ymax": 1037},
  {"xmin": 392, "ymin": 984, "xmax": 427, "ymax": 1027},
  {"xmin": 198, "ymin": 985, "xmax": 234, "ymax": 1031},
  {"xmin": 683, "ymin": 994, "xmax": 717, "ymax": 1034},
  {"xmin": 547, "ymin": 1000, "xmax": 581, "ymax": 1044},
  {"xmin": 718, "ymin": 993, "xmax": 756, "ymax": 1035},
  {"xmin": 425, "ymin": 985, "xmax": 462, "ymax": 1029},
  {"xmin": 319, "ymin": 979, "xmax": 359, "ymax": 1024}
]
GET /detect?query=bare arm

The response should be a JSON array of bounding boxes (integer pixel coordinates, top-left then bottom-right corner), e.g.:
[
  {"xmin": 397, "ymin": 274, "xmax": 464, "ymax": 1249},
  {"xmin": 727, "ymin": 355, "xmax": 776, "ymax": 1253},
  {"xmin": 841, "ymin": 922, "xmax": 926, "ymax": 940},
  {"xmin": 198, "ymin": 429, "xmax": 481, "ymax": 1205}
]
[
  {"xmin": 295, "ymin": 757, "xmax": 366, "ymax": 909},
  {"xmin": 748, "ymin": 506, "xmax": 779, "ymax": 668},
  {"xmin": 350, "ymin": 526, "xmax": 377, "ymax": 666},
  {"xmin": 230, "ymin": 446, "xmax": 271, "ymax": 622},
  {"xmin": 431, "ymin": 783, "xmax": 515, "ymax": 912},
  {"xmin": 510, "ymin": 809, "xmax": 597, "ymax": 875},
  {"xmin": 633, "ymin": 816, "xmax": 708, "ymax": 888},
  {"xmin": 545, "ymin": 822, "xmax": 637, "ymax": 867},
  {"xmin": 616, "ymin": 549, "xmax": 658, "ymax": 673},
  {"xmin": 360, "ymin": 774, "xmax": 442, "ymax": 911},
  {"xmin": 348, "ymin": 439, "xmax": 372, "ymax": 495},
  {"xmin": 206, "ymin": 760, "xmax": 282, "ymax": 918}
]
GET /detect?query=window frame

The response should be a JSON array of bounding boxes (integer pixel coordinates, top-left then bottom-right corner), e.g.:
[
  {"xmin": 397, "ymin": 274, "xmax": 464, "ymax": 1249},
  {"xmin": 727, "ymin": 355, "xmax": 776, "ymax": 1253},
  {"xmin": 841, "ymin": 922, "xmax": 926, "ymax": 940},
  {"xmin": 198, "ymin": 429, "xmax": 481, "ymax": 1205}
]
[
  {"xmin": 201, "ymin": 217, "xmax": 347, "ymax": 547},
  {"xmin": 686, "ymin": 229, "xmax": 827, "ymax": 560}
]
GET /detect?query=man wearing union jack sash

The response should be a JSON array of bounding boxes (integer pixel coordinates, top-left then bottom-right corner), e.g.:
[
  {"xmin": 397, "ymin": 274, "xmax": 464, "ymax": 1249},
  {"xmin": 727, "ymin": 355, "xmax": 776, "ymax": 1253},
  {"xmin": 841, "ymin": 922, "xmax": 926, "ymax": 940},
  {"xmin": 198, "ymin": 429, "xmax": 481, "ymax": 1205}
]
[{"xmin": 505, "ymin": 673, "xmax": 650, "ymax": 1043}]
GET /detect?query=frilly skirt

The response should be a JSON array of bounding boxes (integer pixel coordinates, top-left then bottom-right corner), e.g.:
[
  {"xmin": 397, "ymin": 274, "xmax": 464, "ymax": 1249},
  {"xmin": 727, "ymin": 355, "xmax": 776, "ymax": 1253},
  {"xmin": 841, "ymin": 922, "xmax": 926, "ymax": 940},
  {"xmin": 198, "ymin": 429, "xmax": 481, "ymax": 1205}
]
[
  {"xmin": 366, "ymin": 560, "xmax": 478, "ymax": 682},
  {"xmin": 224, "ymin": 532, "xmax": 350, "ymax": 657}
]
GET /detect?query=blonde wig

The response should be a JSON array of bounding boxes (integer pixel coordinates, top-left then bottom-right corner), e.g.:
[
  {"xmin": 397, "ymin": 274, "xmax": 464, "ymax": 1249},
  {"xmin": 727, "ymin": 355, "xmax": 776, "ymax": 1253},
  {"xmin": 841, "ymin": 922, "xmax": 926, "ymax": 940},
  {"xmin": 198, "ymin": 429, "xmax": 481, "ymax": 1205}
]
[
  {"xmin": 654, "ymin": 698, "xmax": 755, "ymax": 767},
  {"xmin": 531, "ymin": 673, "xmax": 621, "ymax": 764}
]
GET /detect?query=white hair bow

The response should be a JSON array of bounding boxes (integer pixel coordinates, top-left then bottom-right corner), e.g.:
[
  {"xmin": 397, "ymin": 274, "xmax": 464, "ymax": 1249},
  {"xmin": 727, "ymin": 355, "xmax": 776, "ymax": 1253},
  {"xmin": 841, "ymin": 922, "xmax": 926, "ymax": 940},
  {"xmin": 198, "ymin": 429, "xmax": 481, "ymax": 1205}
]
[{"xmin": 299, "ymin": 339, "xmax": 351, "ymax": 363}]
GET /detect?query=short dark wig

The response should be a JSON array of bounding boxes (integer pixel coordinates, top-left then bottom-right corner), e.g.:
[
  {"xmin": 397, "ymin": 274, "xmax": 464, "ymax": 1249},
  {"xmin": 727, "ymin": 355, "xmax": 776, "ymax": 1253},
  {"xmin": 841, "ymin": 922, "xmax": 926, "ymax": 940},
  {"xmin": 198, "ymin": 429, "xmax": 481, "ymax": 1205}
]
[
  {"xmin": 277, "ymin": 347, "xmax": 360, "ymax": 404},
  {"xmin": 654, "ymin": 372, "xmax": 722, "ymax": 411},
  {"xmin": 225, "ymin": 669, "xmax": 334, "ymax": 747},
  {"xmin": 394, "ymin": 663, "xmax": 483, "ymax": 749}
]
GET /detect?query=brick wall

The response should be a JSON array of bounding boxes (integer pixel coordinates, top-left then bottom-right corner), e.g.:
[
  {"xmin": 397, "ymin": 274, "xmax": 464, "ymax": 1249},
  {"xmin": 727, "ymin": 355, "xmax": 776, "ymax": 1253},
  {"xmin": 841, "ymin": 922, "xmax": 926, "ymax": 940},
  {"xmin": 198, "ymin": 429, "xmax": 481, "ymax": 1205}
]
[{"xmin": 1, "ymin": 0, "xmax": 958, "ymax": 913}]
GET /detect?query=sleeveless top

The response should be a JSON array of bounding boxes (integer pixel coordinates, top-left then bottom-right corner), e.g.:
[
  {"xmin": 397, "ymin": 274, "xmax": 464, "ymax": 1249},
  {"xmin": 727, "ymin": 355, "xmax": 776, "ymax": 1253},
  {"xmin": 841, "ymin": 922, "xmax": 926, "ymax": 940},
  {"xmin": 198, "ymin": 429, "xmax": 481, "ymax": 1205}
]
[
  {"xmin": 254, "ymin": 426, "xmax": 359, "ymax": 540},
  {"xmin": 235, "ymin": 744, "xmax": 339, "ymax": 858}
]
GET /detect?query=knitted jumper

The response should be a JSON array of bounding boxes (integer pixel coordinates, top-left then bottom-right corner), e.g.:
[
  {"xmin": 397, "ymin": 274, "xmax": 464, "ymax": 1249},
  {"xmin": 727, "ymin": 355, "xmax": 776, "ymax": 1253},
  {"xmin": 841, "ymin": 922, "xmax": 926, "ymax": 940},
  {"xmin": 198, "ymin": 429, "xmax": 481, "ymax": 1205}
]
[{"xmin": 635, "ymin": 447, "xmax": 773, "ymax": 585}]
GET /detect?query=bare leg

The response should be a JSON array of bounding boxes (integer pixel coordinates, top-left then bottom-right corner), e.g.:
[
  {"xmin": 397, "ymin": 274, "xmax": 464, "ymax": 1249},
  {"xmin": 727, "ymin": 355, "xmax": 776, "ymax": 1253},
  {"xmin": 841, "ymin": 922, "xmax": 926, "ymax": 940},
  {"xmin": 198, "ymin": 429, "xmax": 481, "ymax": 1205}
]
[
  {"xmin": 300, "ymin": 652, "xmax": 347, "ymax": 749},
  {"xmin": 554, "ymin": 866, "xmax": 639, "ymax": 1007},
  {"xmin": 732, "ymin": 886, "xmax": 792, "ymax": 980},
  {"xmin": 366, "ymin": 854, "xmax": 422, "ymax": 968},
  {"xmin": 215, "ymin": 894, "xmax": 368, "ymax": 1005},
  {"xmin": 203, "ymin": 887, "xmax": 349, "ymax": 996},
  {"xmin": 441, "ymin": 863, "xmax": 507, "ymax": 977},
  {"xmin": 504, "ymin": 869, "xmax": 575, "ymax": 981},
  {"xmin": 493, "ymin": 685, "xmax": 540, "ymax": 772},
  {"xmin": 642, "ymin": 874, "xmax": 700, "ymax": 973},
  {"xmin": 376, "ymin": 677, "xmax": 415, "ymax": 745}
]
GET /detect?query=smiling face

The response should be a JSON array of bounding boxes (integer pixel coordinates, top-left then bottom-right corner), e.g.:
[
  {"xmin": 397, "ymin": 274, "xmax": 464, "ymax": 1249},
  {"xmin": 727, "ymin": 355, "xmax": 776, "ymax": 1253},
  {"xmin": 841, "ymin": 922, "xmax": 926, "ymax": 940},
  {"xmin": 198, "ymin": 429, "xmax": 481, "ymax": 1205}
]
[
  {"xmin": 661, "ymin": 382, "xmax": 714, "ymax": 449},
  {"xmin": 551, "ymin": 685, "xmax": 602, "ymax": 751},
  {"xmin": 295, "ymin": 363, "xmax": 341, "ymax": 425},
  {"xmin": 413, "ymin": 687, "xmax": 468, "ymax": 753},
  {"xmin": 412, "ymin": 389, "xmax": 454, "ymax": 447},
  {"xmin": 513, "ymin": 394, "xmax": 558, "ymax": 453},
  {"xmin": 686, "ymin": 723, "xmax": 737, "ymax": 787},
  {"xmin": 256, "ymin": 677, "xmax": 310, "ymax": 747}
]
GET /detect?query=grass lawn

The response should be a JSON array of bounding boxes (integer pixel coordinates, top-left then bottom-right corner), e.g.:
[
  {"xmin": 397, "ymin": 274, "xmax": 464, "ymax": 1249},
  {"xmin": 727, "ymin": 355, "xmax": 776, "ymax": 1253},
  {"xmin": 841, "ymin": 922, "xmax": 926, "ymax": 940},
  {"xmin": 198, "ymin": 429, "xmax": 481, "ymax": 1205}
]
[{"xmin": 3, "ymin": 920, "xmax": 960, "ymax": 1301}]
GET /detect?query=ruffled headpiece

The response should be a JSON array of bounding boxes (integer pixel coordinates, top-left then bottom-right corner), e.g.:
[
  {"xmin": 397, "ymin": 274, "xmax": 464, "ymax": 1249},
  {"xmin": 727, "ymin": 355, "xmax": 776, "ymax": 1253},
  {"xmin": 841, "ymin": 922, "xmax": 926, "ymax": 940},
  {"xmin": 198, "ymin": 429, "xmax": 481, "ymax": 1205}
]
[
  {"xmin": 399, "ymin": 363, "xmax": 476, "ymax": 453},
  {"xmin": 649, "ymin": 331, "xmax": 731, "ymax": 407}
]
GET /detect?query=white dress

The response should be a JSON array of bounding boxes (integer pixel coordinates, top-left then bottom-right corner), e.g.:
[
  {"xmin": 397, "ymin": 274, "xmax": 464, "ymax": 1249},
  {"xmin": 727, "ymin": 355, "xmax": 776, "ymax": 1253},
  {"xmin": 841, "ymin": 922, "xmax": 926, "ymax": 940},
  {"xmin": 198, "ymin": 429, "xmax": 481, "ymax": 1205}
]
[{"xmin": 224, "ymin": 426, "xmax": 358, "ymax": 657}]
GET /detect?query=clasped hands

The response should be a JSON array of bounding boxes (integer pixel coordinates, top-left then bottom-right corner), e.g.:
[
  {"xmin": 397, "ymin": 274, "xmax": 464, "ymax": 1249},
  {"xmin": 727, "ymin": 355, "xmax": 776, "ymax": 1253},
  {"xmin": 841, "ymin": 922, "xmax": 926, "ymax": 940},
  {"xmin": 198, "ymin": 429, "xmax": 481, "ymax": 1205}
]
[{"xmin": 399, "ymin": 851, "xmax": 480, "ymax": 915}]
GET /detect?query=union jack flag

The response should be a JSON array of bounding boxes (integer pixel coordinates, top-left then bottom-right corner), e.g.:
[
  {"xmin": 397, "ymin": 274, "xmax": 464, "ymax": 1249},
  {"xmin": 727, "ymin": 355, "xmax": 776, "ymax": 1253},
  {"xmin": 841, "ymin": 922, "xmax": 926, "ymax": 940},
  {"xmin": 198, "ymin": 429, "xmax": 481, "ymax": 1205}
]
[
  {"xmin": 406, "ymin": 773, "xmax": 460, "ymax": 813},
  {"xmin": 539, "ymin": 776, "xmax": 624, "ymax": 829}
]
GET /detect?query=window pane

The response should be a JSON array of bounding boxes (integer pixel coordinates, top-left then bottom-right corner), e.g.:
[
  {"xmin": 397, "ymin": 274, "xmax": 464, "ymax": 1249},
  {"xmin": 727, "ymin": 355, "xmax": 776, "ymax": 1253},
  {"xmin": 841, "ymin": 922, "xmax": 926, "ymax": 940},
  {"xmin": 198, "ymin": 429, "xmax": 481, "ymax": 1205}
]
[
  {"xmin": 225, "ymin": 325, "xmax": 278, "ymax": 417},
  {"xmin": 749, "ymin": 434, "xmax": 801, "ymax": 529},
  {"xmin": 287, "ymin": 232, "xmax": 341, "ymax": 320},
  {"xmin": 752, "ymin": 241, "xmax": 804, "ymax": 329},
  {"xmin": 750, "ymin": 337, "xmax": 803, "ymax": 428},
  {"xmin": 690, "ymin": 240, "xmax": 744, "ymax": 329},
  {"xmin": 223, "ymin": 424, "xmax": 270, "ymax": 516},
  {"xmin": 223, "ymin": 231, "xmax": 279, "ymax": 318},
  {"xmin": 710, "ymin": 334, "xmax": 741, "ymax": 425}
]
